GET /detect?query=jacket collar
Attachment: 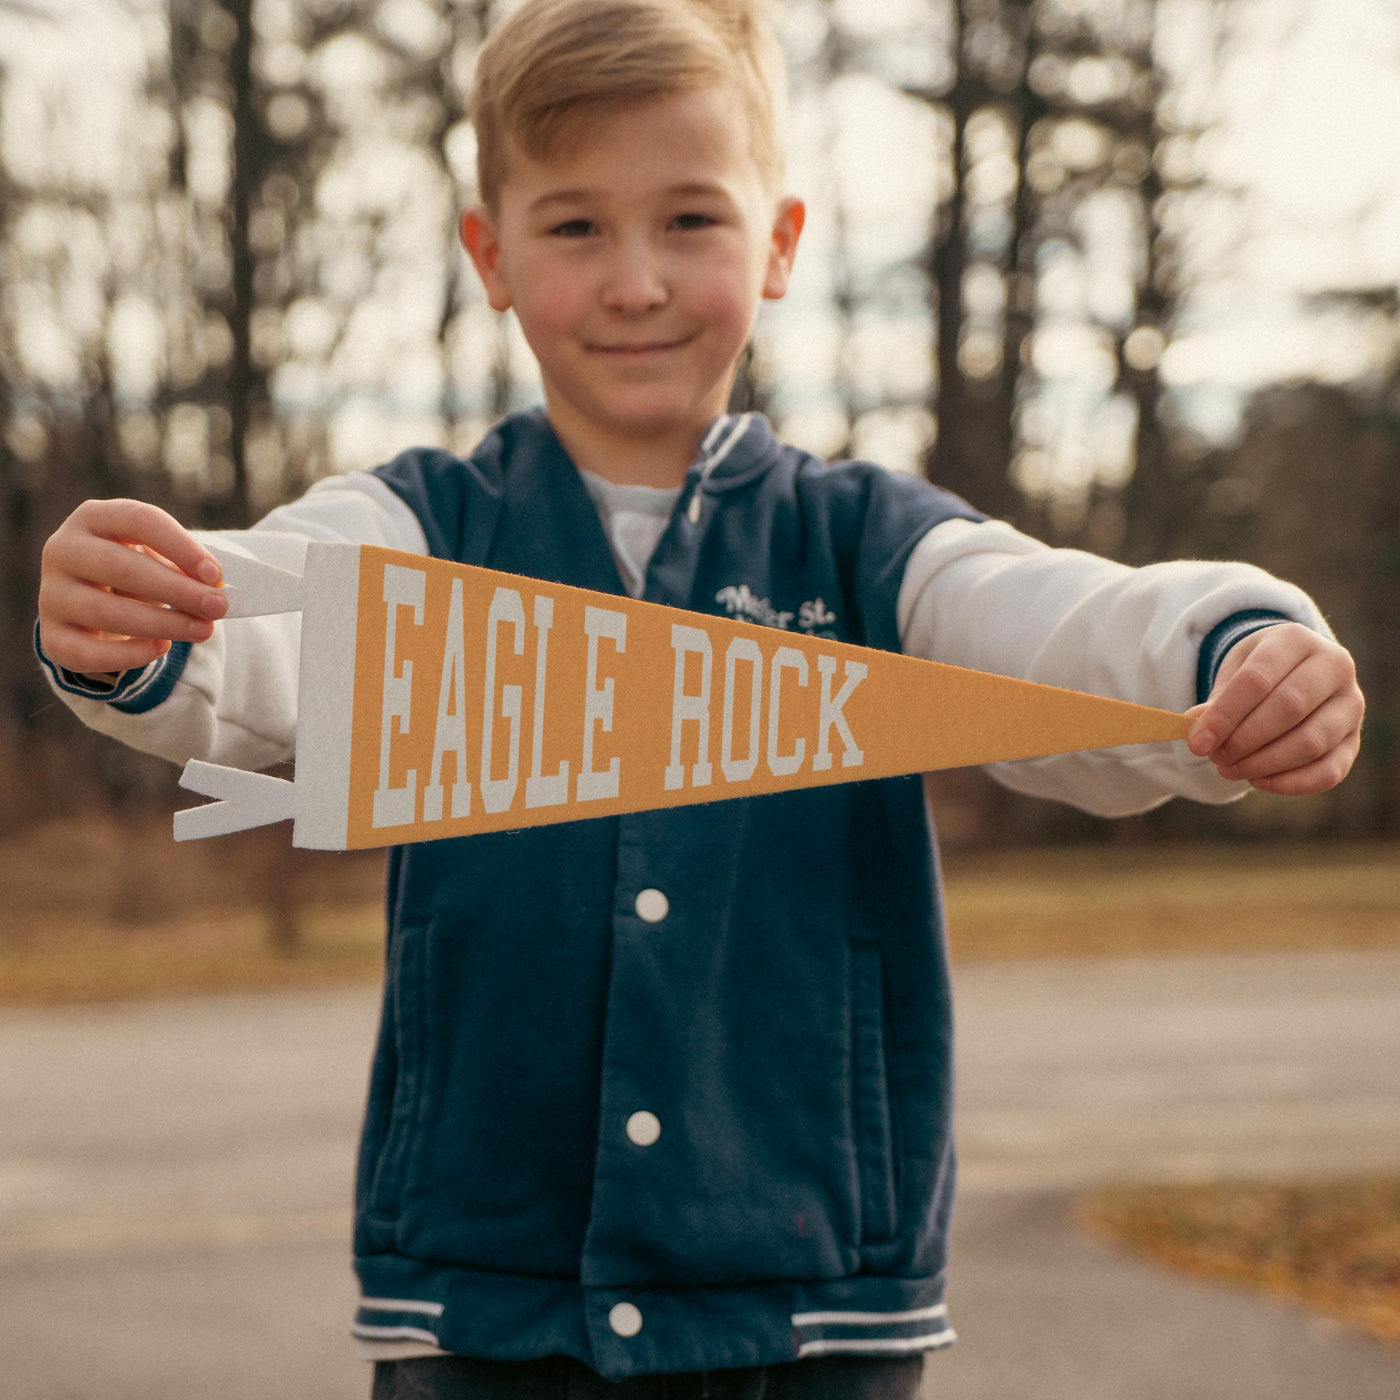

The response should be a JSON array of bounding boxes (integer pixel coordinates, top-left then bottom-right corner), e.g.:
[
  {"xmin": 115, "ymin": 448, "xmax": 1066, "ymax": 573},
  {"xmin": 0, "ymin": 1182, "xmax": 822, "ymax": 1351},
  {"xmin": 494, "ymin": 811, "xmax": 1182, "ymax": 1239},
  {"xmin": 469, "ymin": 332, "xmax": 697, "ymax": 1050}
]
[
  {"xmin": 689, "ymin": 412, "xmax": 784, "ymax": 493},
  {"xmin": 515, "ymin": 407, "xmax": 784, "ymax": 497}
]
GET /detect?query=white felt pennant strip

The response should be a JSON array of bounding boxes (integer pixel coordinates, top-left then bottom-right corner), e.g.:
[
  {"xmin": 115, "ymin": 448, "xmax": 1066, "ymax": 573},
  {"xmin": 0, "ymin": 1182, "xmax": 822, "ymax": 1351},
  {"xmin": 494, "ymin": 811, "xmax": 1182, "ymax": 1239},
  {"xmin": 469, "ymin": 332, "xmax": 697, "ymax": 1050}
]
[
  {"xmin": 175, "ymin": 761, "xmax": 297, "ymax": 839},
  {"xmin": 288, "ymin": 541, "xmax": 360, "ymax": 849},
  {"xmin": 207, "ymin": 543, "xmax": 307, "ymax": 618},
  {"xmin": 171, "ymin": 543, "xmax": 359, "ymax": 847}
]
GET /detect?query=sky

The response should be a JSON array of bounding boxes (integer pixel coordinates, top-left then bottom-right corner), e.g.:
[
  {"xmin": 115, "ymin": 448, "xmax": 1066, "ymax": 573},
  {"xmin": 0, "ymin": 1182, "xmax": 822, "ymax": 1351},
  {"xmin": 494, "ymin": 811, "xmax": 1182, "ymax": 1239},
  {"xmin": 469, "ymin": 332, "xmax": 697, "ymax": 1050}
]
[
  {"xmin": 4, "ymin": 0, "xmax": 1400, "ymax": 483},
  {"xmin": 1153, "ymin": 0, "xmax": 1400, "ymax": 424}
]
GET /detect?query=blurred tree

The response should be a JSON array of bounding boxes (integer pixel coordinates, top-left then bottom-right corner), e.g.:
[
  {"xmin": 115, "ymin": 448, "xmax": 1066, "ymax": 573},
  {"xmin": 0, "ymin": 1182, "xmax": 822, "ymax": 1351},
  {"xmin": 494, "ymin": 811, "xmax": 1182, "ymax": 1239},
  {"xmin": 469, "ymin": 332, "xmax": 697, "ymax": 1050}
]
[
  {"xmin": 4, "ymin": 0, "xmax": 1392, "ymax": 855},
  {"xmin": 0, "ymin": 10, "xmax": 134, "ymax": 830},
  {"xmin": 810, "ymin": 4, "xmax": 858, "ymax": 455},
  {"xmin": 159, "ymin": 0, "xmax": 336, "ymax": 522},
  {"xmin": 991, "ymin": 0, "xmax": 1179, "ymax": 549},
  {"xmin": 918, "ymin": 0, "xmax": 1031, "ymax": 525},
  {"xmin": 164, "ymin": 0, "xmax": 260, "ymax": 528},
  {"xmin": 885, "ymin": 1, "xmax": 1188, "ymax": 538},
  {"xmin": 0, "ymin": 62, "xmax": 27, "ymax": 821},
  {"xmin": 903, "ymin": 0, "xmax": 1203, "ymax": 842},
  {"xmin": 1027, "ymin": 0, "xmax": 1176, "ymax": 562},
  {"xmin": 1168, "ymin": 373, "xmax": 1399, "ymax": 837},
  {"xmin": 378, "ymin": 0, "xmax": 512, "ymax": 442}
]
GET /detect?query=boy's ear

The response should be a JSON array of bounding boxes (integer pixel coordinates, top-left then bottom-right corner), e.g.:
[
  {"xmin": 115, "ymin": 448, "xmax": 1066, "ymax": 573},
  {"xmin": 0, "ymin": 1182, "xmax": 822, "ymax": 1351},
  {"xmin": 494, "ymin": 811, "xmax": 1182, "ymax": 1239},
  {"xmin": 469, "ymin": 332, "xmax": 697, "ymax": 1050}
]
[
  {"xmin": 761, "ymin": 197, "xmax": 806, "ymax": 301},
  {"xmin": 460, "ymin": 206, "xmax": 513, "ymax": 313}
]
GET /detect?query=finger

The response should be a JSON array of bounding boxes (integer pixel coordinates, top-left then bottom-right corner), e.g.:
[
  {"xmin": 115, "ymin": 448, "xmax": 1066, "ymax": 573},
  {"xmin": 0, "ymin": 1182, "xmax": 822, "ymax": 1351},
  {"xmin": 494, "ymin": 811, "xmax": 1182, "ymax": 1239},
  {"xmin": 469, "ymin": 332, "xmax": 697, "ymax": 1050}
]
[
  {"xmin": 1188, "ymin": 629, "xmax": 1314, "ymax": 756},
  {"xmin": 1244, "ymin": 729, "xmax": 1363, "ymax": 797},
  {"xmin": 56, "ymin": 584, "xmax": 217, "ymax": 645},
  {"xmin": 63, "ymin": 537, "xmax": 227, "ymax": 620},
  {"xmin": 41, "ymin": 570, "xmax": 215, "ymax": 642},
  {"xmin": 73, "ymin": 498, "xmax": 222, "ymax": 585},
  {"xmin": 1211, "ymin": 651, "xmax": 1359, "ymax": 767},
  {"xmin": 129, "ymin": 543, "xmax": 187, "ymax": 574},
  {"xmin": 39, "ymin": 620, "xmax": 174, "ymax": 676},
  {"xmin": 1213, "ymin": 692, "xmax": 1363, "ymax": 782}
]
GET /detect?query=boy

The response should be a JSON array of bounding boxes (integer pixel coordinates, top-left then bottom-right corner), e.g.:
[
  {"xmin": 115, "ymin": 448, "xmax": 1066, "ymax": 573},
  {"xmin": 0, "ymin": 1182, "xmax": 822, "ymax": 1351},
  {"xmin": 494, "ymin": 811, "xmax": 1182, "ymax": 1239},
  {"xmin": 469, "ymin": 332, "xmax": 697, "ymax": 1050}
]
[{"xmin": 37, "ymin": 1, "xmax": 1363, "ymax": 1397}]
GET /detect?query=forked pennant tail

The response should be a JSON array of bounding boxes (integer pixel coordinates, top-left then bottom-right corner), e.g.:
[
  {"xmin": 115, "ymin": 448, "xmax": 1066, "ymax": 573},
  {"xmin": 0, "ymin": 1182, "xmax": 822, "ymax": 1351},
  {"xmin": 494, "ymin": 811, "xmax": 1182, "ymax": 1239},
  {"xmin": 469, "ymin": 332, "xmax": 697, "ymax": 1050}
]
[
  {"xmin": 174, "ymin": 761, "xmax": 296, "ymax": 840},
  {"xmin": 175, "ymin": 549, "xmax": 312, "ymax": 841}
]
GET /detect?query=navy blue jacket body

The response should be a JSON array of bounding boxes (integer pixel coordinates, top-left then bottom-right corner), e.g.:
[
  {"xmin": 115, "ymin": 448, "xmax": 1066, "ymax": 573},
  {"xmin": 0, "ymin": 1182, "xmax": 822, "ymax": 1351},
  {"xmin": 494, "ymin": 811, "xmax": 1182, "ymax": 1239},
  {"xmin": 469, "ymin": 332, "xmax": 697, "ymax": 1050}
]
[{"xmin": 352, "ymin": 410, "xmax": 983, "ymax": 1380}]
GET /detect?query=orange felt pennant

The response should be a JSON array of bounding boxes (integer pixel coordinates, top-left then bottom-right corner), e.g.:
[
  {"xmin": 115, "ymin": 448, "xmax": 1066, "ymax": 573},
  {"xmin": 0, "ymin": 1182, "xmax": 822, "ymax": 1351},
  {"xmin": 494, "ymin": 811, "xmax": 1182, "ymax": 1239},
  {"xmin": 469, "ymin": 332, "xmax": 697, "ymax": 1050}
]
[{"xmin": 174, "ymin": 542, "xmax": 1189, "ymax": 849}]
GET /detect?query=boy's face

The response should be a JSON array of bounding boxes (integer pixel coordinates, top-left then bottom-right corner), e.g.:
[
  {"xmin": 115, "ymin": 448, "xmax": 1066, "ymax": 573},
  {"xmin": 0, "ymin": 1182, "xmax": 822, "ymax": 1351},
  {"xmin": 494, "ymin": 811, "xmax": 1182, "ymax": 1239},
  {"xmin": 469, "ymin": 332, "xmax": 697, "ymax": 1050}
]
[{"xmin": 461, "ymin": 87, "xmax": 804, "ymax": 482}]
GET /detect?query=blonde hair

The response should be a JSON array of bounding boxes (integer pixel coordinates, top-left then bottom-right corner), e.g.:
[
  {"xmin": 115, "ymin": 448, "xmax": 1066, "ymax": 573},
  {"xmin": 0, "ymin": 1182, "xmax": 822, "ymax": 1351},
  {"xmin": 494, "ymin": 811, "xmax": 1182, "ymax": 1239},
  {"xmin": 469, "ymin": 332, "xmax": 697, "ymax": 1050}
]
[{"xmin": 469, "ymin": 0, "xmax": 787, "ymax": 209}]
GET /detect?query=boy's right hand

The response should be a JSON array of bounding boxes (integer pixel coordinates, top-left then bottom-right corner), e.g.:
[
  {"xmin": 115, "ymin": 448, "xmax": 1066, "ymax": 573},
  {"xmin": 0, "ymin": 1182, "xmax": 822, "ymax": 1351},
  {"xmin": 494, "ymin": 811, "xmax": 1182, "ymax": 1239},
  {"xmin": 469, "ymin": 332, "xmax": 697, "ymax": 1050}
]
[{"xmin": 38, "ymin": 499, "xmax": 228, "ymax": 679}]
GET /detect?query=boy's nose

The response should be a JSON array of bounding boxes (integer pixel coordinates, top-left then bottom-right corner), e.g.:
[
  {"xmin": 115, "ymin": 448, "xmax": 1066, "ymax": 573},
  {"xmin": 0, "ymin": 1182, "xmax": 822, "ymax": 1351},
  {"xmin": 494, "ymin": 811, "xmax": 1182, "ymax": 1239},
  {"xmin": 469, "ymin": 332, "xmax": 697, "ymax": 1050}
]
[{"xmin": 601, "ymin": 240, "xmax": 668, "ymax": 313}]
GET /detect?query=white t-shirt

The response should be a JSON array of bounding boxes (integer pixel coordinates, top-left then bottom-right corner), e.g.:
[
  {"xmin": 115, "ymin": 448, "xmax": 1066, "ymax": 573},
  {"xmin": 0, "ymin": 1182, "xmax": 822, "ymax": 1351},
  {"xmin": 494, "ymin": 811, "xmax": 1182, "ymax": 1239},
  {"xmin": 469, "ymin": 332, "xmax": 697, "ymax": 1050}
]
[{"xmin": 577, "ymin": 469, "xmax": 681, "ymax": 598}]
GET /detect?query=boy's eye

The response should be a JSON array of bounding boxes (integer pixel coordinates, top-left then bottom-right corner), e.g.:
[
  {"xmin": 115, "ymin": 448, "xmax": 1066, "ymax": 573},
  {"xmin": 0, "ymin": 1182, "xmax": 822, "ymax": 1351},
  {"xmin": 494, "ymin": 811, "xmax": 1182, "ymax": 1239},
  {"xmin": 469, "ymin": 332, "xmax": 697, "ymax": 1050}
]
[
  {"xmin": 672, "ymin": 211, "xmax": 718, "ymax": 231},
  {"xmin": 549, "ymin": 218, "xmax": 595, "ymax": 238}
]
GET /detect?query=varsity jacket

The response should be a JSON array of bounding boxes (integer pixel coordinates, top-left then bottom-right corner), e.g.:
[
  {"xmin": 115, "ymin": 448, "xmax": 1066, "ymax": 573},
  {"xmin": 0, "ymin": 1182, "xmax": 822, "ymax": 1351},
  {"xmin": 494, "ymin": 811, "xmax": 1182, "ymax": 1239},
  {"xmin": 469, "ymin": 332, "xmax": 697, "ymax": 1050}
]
[
  {"xmin": 38, "ymin": 410, "xmax": 1331, "ymax": 1380},
  {"xmin": 350, "ymin": 409, "xmax": 978, "ymax": 1377}
]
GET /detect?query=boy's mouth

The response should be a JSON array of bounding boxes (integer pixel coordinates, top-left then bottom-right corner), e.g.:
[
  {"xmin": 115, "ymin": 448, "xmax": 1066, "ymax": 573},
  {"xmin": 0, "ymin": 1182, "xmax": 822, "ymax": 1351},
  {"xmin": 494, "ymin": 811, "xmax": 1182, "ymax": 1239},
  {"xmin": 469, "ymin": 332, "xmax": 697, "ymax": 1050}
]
[{"xmin": 588, "ymin": 336, "xmax": 693, "ymax": 356}]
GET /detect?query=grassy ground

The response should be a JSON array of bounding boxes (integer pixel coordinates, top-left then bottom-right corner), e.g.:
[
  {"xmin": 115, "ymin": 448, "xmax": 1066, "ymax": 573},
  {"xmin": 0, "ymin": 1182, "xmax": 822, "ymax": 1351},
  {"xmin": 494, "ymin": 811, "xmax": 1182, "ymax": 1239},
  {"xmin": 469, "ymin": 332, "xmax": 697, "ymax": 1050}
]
[
  {"xmin": 940, "ymin": 840, "xmax": 1400, "ymax": 961},
  {"xmin": 1, "ymin": 820, "xmax": 1396, "ymax": 1003},
  {"xmin": 0, "ymin": 814, "xmax": 388, "ymax": 1004},
  {"xmin": 0, "ymin": 901, "xmax": 389, "ymax": 1004},
  {"xmin": 1081, "ymin": 1178, "xmax": 1400, "ymax": 1347}
]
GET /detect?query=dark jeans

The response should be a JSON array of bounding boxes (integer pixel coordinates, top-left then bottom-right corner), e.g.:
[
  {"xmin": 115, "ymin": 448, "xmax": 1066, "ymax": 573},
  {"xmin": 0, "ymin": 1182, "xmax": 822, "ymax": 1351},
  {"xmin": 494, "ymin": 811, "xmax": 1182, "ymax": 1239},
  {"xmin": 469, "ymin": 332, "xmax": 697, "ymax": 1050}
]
[{"xmin": 372, "ymin": 1354, "xmax": 926, "ymax": 1400}]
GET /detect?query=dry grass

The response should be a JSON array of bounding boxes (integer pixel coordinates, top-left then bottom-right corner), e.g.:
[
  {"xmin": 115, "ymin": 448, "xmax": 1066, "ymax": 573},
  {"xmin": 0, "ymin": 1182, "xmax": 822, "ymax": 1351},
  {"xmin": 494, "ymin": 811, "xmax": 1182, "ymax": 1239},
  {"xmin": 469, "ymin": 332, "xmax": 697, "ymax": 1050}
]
[
  {"xmin": 1080, "ymin": 1178, "xmax": 1400, "ymax": 1347},
  {"xmin": 0, "ymin": 904, "xmax": 388, "ymax": 1004},
  {"xmin": 2, "ymin": 816, "xmax": 1397, "ymax": 1003},
  {"xmin": 0, "ymin": 813, "xmax": 387, "ymax": 1004},
  {"xmin": 941, "ymin": 841, "xmax": 1400, "ymax": 961}
]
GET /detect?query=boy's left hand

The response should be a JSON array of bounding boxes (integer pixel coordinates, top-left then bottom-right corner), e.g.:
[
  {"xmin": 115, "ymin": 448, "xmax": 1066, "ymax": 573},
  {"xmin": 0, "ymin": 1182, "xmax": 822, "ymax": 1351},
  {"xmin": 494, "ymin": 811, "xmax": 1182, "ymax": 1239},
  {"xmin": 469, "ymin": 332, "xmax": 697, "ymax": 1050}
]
[{"xmin": 1186, "ymin": 623, "xmax": 1364, "ymax": 795}]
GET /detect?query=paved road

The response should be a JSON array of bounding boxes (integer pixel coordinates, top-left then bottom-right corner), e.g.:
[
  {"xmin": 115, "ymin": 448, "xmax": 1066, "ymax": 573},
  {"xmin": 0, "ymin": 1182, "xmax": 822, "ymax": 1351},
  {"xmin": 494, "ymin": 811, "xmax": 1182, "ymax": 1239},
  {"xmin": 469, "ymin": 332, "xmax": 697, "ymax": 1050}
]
[
  {"xmin": 940, "ymin": 950, "xmax": 1400, "ymax": 1399},
  {"xmin": 2, "ymin": 951, "xmax": 1398, "ymax": 1399},
  {"xmin": 953, "ymin": 949, "xmax": 1400, "ymax": 1194}
]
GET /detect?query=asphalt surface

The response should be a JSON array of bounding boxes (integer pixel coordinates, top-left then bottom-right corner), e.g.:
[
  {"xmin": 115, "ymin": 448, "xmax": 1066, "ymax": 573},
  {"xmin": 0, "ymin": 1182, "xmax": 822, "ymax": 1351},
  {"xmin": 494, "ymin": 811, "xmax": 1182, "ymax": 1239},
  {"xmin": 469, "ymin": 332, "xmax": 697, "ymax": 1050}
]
[{"xmin": 2, "ymin": 950, "xmax": 1399, "ymax": 1399}]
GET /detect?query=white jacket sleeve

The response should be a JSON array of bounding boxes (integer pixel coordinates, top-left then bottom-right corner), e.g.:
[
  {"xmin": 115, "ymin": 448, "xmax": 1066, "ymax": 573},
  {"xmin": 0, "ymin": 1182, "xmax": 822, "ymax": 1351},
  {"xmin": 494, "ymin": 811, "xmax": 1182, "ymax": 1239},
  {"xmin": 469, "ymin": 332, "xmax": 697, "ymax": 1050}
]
[
  {"xmin": 39, "ymin": 472, "xmax": 428, "ymax": 771},
  {"xmin": 896, "ymin": 517, "xmax": 1334, "ymax": 817}
]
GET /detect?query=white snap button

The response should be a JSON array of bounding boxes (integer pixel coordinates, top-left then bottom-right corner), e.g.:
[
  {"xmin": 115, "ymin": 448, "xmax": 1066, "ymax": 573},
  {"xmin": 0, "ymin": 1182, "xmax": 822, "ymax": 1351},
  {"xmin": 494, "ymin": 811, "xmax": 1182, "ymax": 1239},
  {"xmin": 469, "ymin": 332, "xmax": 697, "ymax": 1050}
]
[
  {"xmin": 634, "ymin": 888, "xmax": 669, "ymax": 923},
  {"xmin": 626, "ymin": 1110, "xmax": 661, "ymax": 1146},
  {"xmin": 609, "ymin": 1301, "xmax": 643, "ymax": 1337}
]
